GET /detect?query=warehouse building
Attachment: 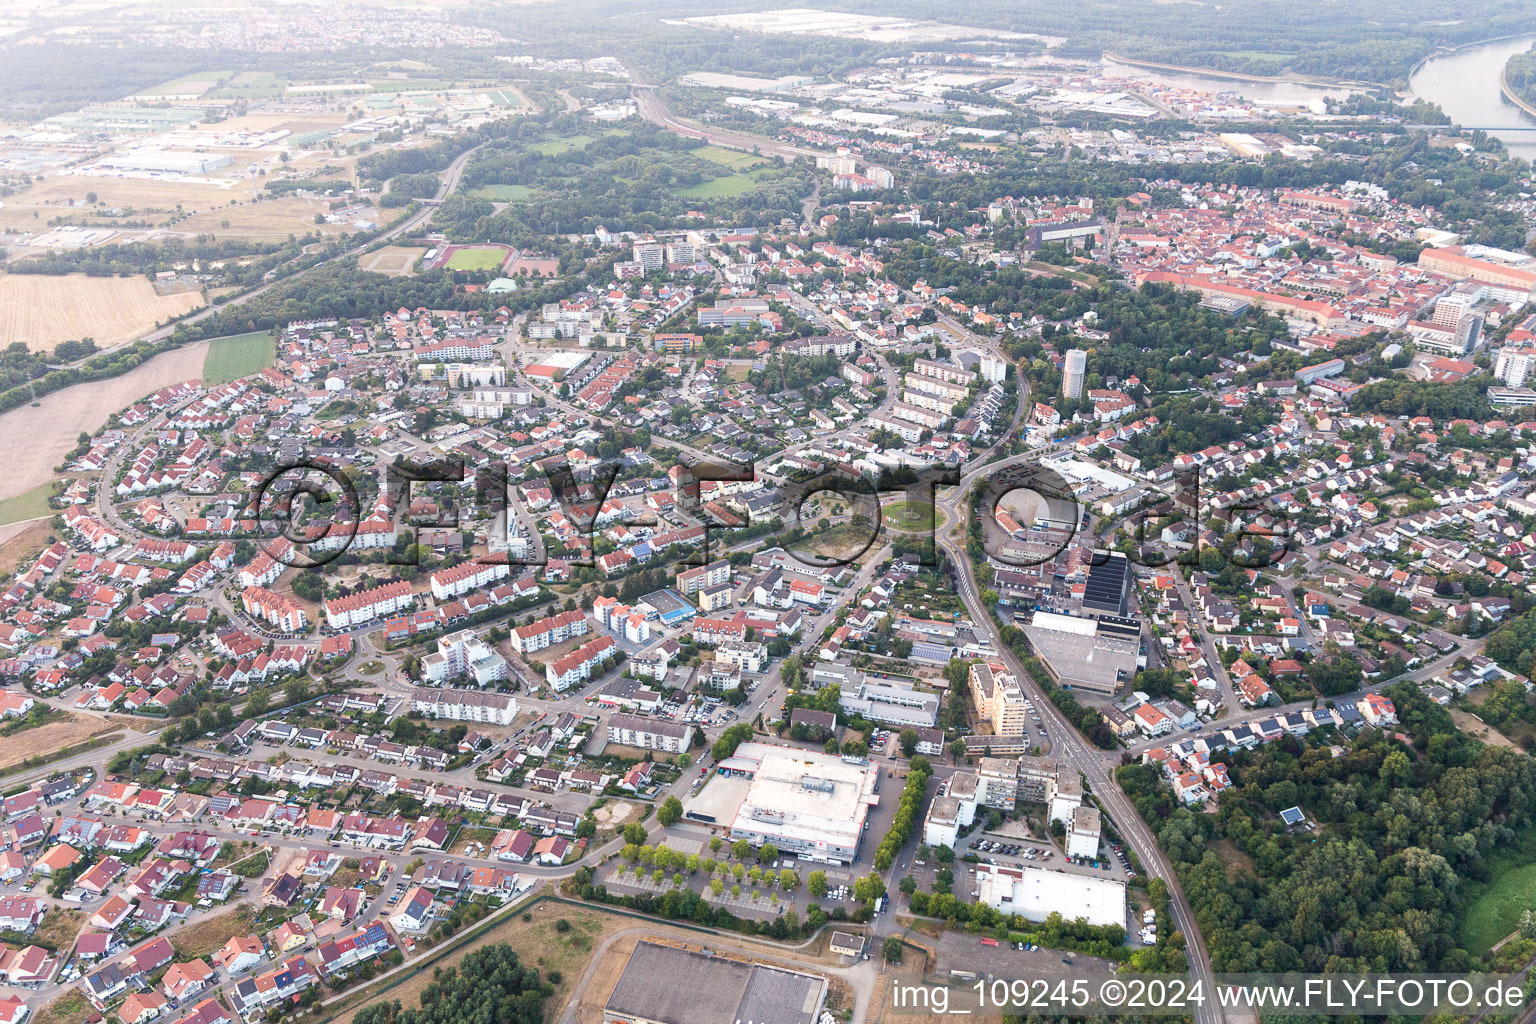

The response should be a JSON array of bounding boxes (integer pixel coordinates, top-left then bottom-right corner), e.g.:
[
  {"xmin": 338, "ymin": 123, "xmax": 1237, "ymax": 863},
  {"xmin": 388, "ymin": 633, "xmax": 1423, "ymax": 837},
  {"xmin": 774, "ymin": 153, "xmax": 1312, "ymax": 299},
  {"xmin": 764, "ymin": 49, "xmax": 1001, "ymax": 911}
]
[{"xmin": 974, "ymin": 863, "xmax": 1126, "ymax": 929}]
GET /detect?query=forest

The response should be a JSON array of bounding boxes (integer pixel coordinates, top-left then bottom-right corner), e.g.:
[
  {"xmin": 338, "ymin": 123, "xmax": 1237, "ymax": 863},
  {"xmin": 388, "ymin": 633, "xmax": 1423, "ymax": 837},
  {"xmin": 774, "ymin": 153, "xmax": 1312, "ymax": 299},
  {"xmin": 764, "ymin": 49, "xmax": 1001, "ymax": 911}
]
[
  {"xmin": 433, "ymin": 119, "xmax": 810, "ymax": 240},
  {"xmin": 1119, "ymin": 683, "xmax": 1536, "ymax": 973}
]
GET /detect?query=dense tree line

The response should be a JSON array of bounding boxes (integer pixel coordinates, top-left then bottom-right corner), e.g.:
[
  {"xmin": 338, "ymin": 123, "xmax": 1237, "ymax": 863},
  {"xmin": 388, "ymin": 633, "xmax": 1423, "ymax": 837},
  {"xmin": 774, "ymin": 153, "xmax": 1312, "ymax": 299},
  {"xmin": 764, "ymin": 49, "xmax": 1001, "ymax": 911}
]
[
  {"xmin": 1505, "ymin": 48, "xmax": 1536, "ymax": 111},
  {"xmin": 353, "ymin": 944, "xmax": 547, "ymax": 1024},
  {"xmin": 875, "ymin": 757, "xmax": 932, "ymax": 870}
]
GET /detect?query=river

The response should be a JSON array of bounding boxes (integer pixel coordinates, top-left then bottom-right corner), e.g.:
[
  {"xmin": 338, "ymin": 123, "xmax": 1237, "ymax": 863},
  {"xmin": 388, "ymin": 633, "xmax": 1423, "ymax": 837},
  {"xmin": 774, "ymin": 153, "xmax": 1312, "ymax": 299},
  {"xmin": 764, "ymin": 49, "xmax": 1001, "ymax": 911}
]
[{"xmin": 1409, "ymin": 34, "xmax": 1536, "ymax": 161}]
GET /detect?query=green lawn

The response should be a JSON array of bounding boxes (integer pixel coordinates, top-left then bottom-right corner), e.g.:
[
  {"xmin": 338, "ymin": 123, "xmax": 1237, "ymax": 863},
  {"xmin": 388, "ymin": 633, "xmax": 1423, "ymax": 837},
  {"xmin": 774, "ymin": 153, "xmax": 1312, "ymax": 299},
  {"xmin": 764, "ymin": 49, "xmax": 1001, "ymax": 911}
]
[
  {"xmin": 445, "ymin": 247, "xmax": 508, "ymax": 271},
  {"xmin": 690, "ymin": 145, "xmax": 765, "ymax": 169},
  {"xmin": 202, "ymin": 331, "xmax": 276, "ymax": 384},
  {"xmin": 139, "ymin": 70, "xmax": 231, "ymax": 97},
  {"xmin": 1461, "ymin": 828, "xmax": 1536, "ymax": 955},
  {"xmin": 0, "ymin": 484, "xmax": 54, "ymax": 527},
  {"xmin": 530, "ymin": 134, "xmax": 594, "ymax": 155},
  {"xmin": 677, "ymin": 168, "xmax": 776, "ymax": 199},
  {"xmin": 471, "ymin": 184, "xmax": 536, "ymax": 201}
]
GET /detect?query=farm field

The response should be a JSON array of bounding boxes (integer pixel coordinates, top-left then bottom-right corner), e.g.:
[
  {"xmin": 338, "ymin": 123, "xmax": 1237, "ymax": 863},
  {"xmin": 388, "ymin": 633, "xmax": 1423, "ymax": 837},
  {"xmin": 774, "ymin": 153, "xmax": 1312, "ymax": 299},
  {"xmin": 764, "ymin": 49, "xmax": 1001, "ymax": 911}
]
[
  {"xmin": 176, "ymin": 194, "xmax": 364, "ymax": 239},
  {"xmin": 135, "ymin": 70, "xmax": 231, "ymax": 97},
  {"xmin": 359, "ymin": 246, "xmax": 427, "ymax": 276},
  {"xmin": 0, "ymin": 340, "xmax": 208, "ymax": 502},
  {"xmin": 445, "ymin": 245, "xmax": 509, "ymax": 271},
  {"xmin": 202, "ymin": 331, "xmax": 276, "ymax": 384},
  {"xmin": 0, "ymin": 177, "xmax": 251, "ymax": 231},
  {"xmin": 0, "ymin": 274, "xmax": 204, "ymax": 352},
  {"xmin": 677, "ymin": 168, "xmax": 777, "ymax": 198}
]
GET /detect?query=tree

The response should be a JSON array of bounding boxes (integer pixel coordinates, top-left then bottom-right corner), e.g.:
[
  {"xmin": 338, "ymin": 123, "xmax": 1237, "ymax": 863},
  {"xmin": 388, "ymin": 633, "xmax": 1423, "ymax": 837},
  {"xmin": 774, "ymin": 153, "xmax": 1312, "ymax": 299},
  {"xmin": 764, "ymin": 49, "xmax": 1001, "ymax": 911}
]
[
  {"xmin": 657, "ymin": 796, "xmax": 683, "ymax": 827},
  {"xmin": 623, "ymin": 823, "xmax": 647, "ymax": 846},
  {"xmin": 284, "ymin": 678, "xmax": 310, "ymax": 706},
  {"xmin": 757, "ymin": 843, "xmax": 778, "ymax": 864},
  {"xmin": 882, "ymin": 936, "xmax": 904, "ymax": 963},
  {"xmin": 898, "ymin": 729, "xmax": 920, "ymax": 757},
  {"xmin": 808, "ymin": 870, "xmax": 828, "ymax": 897},
  {"xmin": 732, "ymin": 839, "xmax": 753, "ymax": 861},
  {"xmin": 853, "ymin": 874, "xmax": 886, "ymax": 905}
]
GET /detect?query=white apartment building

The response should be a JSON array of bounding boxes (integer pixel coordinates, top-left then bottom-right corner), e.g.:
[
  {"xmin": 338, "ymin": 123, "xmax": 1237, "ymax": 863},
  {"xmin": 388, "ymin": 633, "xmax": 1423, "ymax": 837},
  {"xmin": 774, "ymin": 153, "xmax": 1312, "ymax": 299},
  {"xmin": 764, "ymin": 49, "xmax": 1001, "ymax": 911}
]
[{"xmin": 411, "ymin": 688, "xmax": 518, "ymax": 725}]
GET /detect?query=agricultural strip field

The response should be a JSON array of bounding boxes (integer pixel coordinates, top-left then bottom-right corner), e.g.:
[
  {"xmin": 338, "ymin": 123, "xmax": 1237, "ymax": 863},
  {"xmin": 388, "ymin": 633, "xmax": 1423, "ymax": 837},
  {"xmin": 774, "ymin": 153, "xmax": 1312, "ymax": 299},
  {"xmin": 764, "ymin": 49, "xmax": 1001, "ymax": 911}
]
[
  {"xmin": 202, "ymin": 331, "xmax": 276, "ymax": 384},
  {"xmin": 0, "ymin": 274, "xmax": 204, "ymax": 352}
]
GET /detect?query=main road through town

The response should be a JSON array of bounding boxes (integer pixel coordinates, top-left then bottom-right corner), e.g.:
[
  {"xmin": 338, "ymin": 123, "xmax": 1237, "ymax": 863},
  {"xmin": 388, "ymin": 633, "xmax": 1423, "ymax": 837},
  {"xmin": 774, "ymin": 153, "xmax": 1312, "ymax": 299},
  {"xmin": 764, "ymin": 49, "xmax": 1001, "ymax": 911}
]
[{"xmin": 935, "ymin": 445, "xmax": 1232, "ymax": 1024}]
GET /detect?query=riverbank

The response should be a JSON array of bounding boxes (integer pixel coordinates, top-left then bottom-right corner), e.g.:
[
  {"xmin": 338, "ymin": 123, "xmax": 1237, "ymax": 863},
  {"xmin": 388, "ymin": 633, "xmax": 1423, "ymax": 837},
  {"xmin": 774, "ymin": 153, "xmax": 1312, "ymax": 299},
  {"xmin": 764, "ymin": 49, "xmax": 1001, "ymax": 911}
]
[{"xmin": 1500, "ymin": 64, "xmax": 1536, "ymax": 120}]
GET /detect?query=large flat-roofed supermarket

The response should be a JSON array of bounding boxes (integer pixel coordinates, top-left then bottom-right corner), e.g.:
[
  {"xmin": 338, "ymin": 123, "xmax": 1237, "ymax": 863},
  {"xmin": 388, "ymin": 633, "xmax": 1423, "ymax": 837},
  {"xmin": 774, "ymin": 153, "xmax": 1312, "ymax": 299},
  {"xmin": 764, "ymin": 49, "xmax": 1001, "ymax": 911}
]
[
  {"xmin": 712, "ymin": 743, "xmax": 879, "ymax": 864},
  {"xmin": 975, "ymin": 863, "xmax": 1127, "ymax": 928}
]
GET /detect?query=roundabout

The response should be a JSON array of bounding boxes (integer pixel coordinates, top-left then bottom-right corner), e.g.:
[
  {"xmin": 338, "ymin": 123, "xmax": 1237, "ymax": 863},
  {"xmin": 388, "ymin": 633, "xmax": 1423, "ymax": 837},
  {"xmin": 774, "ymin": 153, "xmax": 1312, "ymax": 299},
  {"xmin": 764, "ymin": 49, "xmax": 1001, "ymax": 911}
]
[{"xmin": 882, "ymin": 500, "xmax": 947, "ymax": 533}]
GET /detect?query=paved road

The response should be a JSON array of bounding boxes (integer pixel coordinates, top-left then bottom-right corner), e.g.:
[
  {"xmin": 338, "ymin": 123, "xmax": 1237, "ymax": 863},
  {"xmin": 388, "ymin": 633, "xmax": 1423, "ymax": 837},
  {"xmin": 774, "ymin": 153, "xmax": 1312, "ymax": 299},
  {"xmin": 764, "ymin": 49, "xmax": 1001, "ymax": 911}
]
[{"xmin": 932, "ymin": 445, "xmax": 1227, "ymax": 1024}]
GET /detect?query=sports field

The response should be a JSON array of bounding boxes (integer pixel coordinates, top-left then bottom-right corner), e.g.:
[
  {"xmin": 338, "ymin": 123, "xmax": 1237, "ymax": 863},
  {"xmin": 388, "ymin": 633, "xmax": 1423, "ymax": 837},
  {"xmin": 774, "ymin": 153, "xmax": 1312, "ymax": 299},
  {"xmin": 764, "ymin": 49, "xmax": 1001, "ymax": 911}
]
[
  {"xmin": 359, "ymin": 246, "xmax": 427, "ymax": 276},
  {"xmin": 202, "ymin": 331, "xmax": 276, "ymax": 384},
  {"xmin": 0, "ymin": 274, "xmax": 205, "ymax": 353},
  {"xmin": 445, "ymin": 246, "xmax": 509, "ymax": 271}
]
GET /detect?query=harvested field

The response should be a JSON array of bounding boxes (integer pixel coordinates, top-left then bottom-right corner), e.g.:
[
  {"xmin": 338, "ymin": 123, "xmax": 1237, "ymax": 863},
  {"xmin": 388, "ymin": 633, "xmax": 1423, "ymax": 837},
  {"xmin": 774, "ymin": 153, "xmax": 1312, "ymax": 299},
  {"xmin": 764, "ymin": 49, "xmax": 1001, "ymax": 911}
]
[
  {"xmin": 0, "ymin": 712, "xmax": 117, "ymax": 771},
  {"xmin": 176, "ymin": 195, "xmax": 362, "ymax": 239},
  {"xmin": 0, "ymin": 178, "xmax": 252, "ymax": 231},
  {"xmin": 0, "ymin": 340, "xmax": 207, "ymax": 502},
  {"xmin": 0, "ymin": 274, "xmax": 204, "ymax": 352},
  {"xmin": 359, "ymin": 246, "xmax": 427, "ymax": 276}
]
